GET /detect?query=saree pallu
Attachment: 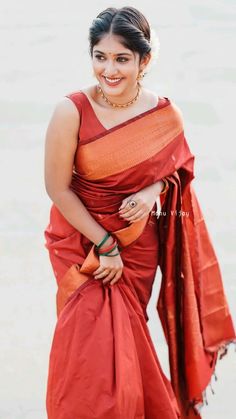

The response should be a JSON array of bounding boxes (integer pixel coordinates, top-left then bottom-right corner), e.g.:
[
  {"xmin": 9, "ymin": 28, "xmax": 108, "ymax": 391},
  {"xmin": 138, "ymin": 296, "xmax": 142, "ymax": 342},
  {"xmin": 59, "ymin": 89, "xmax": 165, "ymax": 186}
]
[{"xmin": 44, "ymin": 98, "xmax": 235, "ymax": 419}]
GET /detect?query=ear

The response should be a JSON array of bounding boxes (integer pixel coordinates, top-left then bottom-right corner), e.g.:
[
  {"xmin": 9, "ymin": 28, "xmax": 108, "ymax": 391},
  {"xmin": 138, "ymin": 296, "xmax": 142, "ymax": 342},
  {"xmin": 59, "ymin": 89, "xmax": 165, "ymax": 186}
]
[{"xmin": 140, "ymin": 52, "xmax": 152, "ymax": 71}]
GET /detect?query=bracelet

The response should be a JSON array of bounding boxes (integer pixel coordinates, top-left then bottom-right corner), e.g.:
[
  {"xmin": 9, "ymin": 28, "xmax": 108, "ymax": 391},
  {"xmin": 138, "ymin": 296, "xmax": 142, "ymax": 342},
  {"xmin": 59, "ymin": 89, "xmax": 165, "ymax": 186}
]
[
  {"xmin": 96, "ymin": 232, "xmax": 111, "ymax": 249},
  {"xmin": 100, "ymin": 247, "xmax": 120, "ymax": 256},
  {"xmin": 99, "ymin": 242, "xmax": 121, "ymax": 257},
  {"xmin": 160, "ymin": 177, "xmax": 169, "ymax": 195},
  {"xmin": 98, "ymin": 240, "xmax": 118, "ymax": 255},
  {"xmin": 101, "ymin": 251, "xmax": 120, "ymax": 257},
  {"xmin": 99, "ymin": 243, "xmax": 119, "ymax": 256}
]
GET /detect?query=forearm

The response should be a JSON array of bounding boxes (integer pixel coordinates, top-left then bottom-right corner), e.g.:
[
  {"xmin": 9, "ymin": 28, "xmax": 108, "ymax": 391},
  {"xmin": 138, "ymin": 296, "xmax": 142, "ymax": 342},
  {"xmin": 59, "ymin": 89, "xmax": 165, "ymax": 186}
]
[{"xmin": 48, "ymin": 188, "xmax": 113, "ymax": 247}]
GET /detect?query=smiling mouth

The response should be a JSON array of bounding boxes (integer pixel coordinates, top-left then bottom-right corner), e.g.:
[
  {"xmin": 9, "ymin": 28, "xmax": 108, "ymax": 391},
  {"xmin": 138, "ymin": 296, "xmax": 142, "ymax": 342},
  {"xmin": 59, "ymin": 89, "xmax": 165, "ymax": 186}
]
[{"xmin": 103, "ymin": 76, "xmax": 123, "ymax": 85}]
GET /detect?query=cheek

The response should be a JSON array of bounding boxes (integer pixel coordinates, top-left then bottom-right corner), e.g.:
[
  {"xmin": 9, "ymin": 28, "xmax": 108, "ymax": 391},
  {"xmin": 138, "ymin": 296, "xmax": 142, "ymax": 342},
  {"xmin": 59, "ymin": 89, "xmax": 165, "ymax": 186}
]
[
  {"xmin": 122, "ymin": 64, "xmax": 138, "ymax": 77},
  {"xmin": 92, "ymin": 61, "xmax": 104, "ymax": 73}
]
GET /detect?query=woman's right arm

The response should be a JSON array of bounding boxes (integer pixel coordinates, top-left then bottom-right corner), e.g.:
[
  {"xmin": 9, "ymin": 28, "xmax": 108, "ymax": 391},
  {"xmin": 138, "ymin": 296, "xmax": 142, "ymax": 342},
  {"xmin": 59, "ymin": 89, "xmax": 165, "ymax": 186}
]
[{"xmin": 44, "ymin": 98, "xmax": 123, "ymax": 284}]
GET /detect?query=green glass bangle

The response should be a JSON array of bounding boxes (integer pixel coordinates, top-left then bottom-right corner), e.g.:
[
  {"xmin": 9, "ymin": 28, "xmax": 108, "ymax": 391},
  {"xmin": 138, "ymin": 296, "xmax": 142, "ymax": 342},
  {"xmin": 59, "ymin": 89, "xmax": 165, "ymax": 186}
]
[
  {"xmin": 98, "ymin": 241, "xmax": 118, "ymax": 255},
  {"xmin": 100, "ymin": 245, "xmax": 119, "ymax": 256},
  {"xmin": 96, "ymin": 232, "xmax": 111, "ymax": 249},
  {"xmin": 101, "ymin": 252, "xmax": 120, "ymax": 257}
]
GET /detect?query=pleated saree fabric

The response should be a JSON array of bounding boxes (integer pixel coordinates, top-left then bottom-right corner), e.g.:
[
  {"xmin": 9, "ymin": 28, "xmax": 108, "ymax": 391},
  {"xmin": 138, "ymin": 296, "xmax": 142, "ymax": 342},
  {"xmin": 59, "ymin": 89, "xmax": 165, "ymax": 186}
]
[{"xmin": 44, "ymin": 91, "xmax": 235, "ymax": 419}]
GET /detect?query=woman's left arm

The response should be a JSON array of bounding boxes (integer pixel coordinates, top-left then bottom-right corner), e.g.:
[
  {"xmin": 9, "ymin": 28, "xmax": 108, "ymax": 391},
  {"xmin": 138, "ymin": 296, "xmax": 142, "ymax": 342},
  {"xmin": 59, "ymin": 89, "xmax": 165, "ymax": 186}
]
[{"xmin": 118, "ymin": 180, "xmax": 165, "ymax": 223}]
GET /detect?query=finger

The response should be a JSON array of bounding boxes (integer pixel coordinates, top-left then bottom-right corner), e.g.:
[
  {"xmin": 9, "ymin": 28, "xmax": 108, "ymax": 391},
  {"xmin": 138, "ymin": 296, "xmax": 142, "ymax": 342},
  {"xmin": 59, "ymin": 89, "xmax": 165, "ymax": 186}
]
[
  {"xmin": 118, "ymin": 198, "xmax": 131, "ymax": 211},
  {"xmin": 93, "ymin": 265, "xmax": 104, "ymax": 275},
  {"xmin": 119, "ymin": 208, "xmax": 134, "ymax": 216},
  {"xmin": 93, "ymin": 264, "xmax": 109, "ymax": 275},
  {"xmin": 119, "ymin": 199, "xmax": 139, "ymax": 214},
  {"xmin": 119, "ymin": 206, "xmax": 141, "ymax": 217},
  {"xmin": 94, "ymin": 270, "xmax": 110, "ymax": 280},
  {"xmin": 119, "ymin": 210, "xmax": 134, "ymax": 218},
  {"xmin": 119, "ymin": 206, "xmax": 133, "ymax": 215},
  {"xmin": 102, "ymin": 271, "xmax": 117, "ymax": 284},
  {"xmin": 109, "ymin": 271, "xmax": 122, "ymax": 286},
  {"xmin": 94, "ymin": 269, "xmax": 110, "ymax": 279},
  {"xmin": 93, "ymin": 267, "xmax": 103, "ymax": 275},
  {"xmin": 125, "ymin": 209, "xmax": 144, "ymax": 221}
]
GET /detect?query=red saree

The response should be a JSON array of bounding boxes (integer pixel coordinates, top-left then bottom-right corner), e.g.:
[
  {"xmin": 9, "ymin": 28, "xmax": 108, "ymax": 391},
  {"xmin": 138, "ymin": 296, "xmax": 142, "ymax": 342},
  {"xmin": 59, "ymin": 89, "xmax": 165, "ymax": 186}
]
[{"xmin": 44, "ymin": 91, "xmax": 235, "ymax": 419}]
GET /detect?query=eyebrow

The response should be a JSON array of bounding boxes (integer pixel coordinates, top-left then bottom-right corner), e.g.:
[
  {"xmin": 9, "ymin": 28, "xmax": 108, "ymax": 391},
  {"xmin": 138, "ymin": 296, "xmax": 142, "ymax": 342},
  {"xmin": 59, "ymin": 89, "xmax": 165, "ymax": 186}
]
[{"xmin": 93, "ymin": 50, "xmax": 132, "ymax": 56}]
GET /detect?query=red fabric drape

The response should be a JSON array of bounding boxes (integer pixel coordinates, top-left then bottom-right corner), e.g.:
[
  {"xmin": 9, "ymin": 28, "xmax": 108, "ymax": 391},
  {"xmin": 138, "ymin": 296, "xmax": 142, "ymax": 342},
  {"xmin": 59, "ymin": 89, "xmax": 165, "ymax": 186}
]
[
  {"xmin": 45, "ymin": 96, "xmax": 235, "ymax": 418},
  {"xmin": 157, "ymin": 172, "xmax": 235, "ymax": 417}
]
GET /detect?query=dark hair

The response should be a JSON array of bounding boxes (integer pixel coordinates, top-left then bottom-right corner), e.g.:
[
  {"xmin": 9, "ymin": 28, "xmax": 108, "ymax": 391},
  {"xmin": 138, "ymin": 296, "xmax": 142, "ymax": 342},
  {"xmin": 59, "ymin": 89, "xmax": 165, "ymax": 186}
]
[{"xmin": 88, "ymin": 7, "xmax": 151, "ymax": 62}]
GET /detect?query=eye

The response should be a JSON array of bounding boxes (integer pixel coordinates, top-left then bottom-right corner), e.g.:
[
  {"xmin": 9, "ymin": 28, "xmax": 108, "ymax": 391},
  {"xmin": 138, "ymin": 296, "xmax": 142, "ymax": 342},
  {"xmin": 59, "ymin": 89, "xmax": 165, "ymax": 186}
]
[
  {"xmin": 117, "ymin": 57, "xmax": 128, "ymax": 63},
  {"xmin": 95, "ymin": 54, "xmax": 105, "ymax": 61}
]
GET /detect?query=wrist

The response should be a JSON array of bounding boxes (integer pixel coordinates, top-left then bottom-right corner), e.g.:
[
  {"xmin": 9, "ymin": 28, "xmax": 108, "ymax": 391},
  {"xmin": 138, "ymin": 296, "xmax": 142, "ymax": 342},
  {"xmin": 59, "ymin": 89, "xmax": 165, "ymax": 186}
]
[
  {"xmin": 98, "ymin": 238, "xmax": 120, "ymax": 257},
  {"xmin": 151, "ymin": 180, "xmax": 164, "ymax": 196},
  {"xmin": 98, "ymin": 235, "xmax": 114, "ymax": 250},
  {"xmin": 94, "ymin": 231, "xmax": 111, "ymax": 248},
  {"xmin": 95, "ymin": 232, "xmax": 120, "ymax": 255},
  {"xmin": 101, "ymin": 245, "xmax": 120, "ymax": 257},
  {"xmin": 159, "ymin": 180, "xmax": 165, "ymax": 193}
]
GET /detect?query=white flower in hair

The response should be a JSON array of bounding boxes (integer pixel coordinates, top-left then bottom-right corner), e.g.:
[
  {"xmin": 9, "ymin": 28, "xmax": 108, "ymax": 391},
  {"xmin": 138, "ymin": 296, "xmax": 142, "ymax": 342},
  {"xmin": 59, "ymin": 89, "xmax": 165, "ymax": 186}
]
[{"xmin": 147, "ymin": 27, "xmax": 160, "ymax": 71}]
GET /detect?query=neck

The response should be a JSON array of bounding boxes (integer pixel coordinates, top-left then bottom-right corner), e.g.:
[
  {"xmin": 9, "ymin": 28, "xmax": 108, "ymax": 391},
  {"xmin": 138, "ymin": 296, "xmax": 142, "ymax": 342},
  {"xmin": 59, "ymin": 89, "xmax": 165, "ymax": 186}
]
[{"xmin": 97, "ymin": 83, "xmax": 142, "ymax": 109}]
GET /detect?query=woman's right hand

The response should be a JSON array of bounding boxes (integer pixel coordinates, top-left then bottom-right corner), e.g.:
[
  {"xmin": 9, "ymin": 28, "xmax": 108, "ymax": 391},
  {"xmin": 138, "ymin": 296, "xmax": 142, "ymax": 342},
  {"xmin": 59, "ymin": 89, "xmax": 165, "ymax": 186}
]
[{"xmin": 92, "ymin": 247, "xmax": 124, "ymax": 286}]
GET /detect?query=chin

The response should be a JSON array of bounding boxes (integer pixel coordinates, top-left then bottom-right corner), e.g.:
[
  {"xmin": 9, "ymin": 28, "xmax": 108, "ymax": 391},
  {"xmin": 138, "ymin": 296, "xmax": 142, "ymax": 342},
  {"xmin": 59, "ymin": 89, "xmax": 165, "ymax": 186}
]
[{"xmin": 104, "ymin": 86, "xmax": 124, "ymax": 95}]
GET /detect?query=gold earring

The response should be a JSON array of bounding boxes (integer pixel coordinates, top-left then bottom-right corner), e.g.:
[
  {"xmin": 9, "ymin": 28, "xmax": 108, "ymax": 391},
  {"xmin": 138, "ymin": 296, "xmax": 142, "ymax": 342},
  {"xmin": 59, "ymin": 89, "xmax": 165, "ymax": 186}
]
[{"xmin": 137, "ymin": 70, "xmax": 145, "ymax": 81}]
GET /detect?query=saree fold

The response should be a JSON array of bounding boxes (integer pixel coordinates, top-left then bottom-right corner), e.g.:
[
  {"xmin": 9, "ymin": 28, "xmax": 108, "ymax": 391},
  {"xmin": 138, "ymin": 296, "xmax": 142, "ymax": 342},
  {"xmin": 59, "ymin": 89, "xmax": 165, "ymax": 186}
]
[{"xmin": 45, "ymin": 98, "xmax": 235, "ymax": 419}]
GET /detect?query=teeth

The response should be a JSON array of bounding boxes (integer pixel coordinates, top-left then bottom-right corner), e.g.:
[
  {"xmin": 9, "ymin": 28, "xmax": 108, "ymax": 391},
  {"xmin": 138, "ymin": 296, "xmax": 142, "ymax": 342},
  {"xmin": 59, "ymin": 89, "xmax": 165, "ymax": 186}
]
[{"xmin": 105, "ymin": 77, "xmax": 121, "ymax": 83}]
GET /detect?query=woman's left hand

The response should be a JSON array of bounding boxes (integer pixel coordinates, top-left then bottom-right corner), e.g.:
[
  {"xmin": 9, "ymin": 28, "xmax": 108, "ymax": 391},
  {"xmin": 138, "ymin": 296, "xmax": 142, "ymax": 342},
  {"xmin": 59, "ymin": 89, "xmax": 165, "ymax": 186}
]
[{"xmin": 118, "ymin": 181, "xmax": 163, "ymax": 223}]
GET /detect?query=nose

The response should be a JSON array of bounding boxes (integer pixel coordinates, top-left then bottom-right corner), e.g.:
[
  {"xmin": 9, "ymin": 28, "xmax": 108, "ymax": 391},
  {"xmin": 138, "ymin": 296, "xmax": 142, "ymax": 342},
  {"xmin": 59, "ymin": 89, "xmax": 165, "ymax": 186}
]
[{"xmin": 103, "ymin": 59, "xmax": 118, "ymax": 77}]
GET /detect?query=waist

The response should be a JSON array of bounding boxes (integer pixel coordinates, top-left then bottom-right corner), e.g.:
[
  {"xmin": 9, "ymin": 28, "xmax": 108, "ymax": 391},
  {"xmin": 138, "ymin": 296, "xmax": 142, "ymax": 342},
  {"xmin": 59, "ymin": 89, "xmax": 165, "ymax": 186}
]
[{"xmin": 70, "ymin": 172, "xmax": 127, "ymax": 215}]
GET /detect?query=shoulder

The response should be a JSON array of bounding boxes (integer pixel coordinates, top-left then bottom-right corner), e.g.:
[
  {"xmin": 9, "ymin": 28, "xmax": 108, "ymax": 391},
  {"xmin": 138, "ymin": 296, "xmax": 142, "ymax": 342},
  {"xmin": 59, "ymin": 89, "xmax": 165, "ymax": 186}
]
[
  {"xmin": 142, "ymin": 87, "xmax": 159, "ymax": 107},
  {"xmin": 48, "ymin": 96, "xmax": 80, "ymax": 134},
  {"xmin": 142, "ymin": 88, "xmax": 172, "ymax": 111},
  {"xmin": 66, "ymin": 84, "xmax": 95, "ymax": 101},
  {"xmin": 142, "ymin": 87, "xmax": 184, "ymax": 129},
  {"xmin": 54, "ymin": 96, "xmax": 79, "ymax": 114},
  {"xmin": 165, "ymin": 98, "xmax": 184, "ymax": 130},
  {"xmin": 64, "ymin": 84, "xmax": 97, "ymax": 112}
]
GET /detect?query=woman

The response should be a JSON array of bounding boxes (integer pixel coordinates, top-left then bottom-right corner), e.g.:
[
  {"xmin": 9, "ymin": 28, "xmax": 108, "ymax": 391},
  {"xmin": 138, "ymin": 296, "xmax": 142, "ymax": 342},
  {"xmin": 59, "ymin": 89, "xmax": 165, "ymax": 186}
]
[{"xmin": 44, "ymin": 6, "xmax": 235, "ymax": 419}]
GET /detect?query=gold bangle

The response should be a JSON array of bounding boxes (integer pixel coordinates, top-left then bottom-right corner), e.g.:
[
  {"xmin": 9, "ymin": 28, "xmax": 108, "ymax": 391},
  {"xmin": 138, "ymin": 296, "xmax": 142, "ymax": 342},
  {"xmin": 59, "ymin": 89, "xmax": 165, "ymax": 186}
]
[{"xmin": 160, "ymin": 177, "xmax": 169, "ymax": 195}]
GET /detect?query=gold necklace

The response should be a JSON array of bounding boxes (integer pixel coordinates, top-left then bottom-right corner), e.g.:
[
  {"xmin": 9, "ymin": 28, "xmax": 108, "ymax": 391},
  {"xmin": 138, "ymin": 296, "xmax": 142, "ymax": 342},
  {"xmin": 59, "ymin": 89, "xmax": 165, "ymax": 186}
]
[{"xmin": 97, "ymin": 82, "xmax": 141, "ymax": 108}]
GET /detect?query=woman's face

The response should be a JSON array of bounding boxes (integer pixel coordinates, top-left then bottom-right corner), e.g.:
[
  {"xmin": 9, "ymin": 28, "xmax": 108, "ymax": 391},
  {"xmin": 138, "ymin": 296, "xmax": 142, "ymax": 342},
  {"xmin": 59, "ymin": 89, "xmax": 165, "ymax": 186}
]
[{"xmin": 92, "ymin": 33, "xmax": 149, "ymax": 97}]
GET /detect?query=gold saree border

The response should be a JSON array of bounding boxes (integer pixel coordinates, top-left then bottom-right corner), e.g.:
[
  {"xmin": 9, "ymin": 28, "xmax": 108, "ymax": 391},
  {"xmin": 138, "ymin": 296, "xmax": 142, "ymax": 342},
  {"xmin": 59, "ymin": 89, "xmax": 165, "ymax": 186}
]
[{"xmin": 77, "ymin": 102, "xmax": 184, "ymax": 180}]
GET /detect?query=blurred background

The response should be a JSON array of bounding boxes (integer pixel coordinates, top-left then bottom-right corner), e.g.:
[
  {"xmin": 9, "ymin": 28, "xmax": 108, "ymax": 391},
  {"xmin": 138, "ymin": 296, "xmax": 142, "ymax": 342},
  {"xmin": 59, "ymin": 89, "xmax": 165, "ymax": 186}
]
[{"xmin": 0, "ymin": 0, "xmax": 235, "ymax": 418}]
